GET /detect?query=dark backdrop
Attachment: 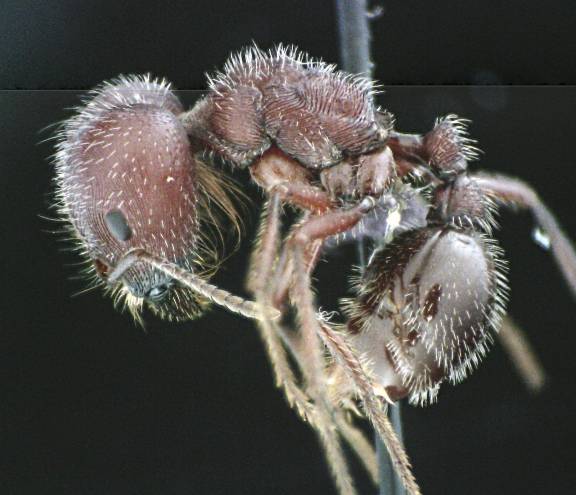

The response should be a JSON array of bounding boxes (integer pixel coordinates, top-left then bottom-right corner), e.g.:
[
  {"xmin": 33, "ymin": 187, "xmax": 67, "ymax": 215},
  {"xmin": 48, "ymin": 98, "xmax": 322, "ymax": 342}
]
[{"xmin": 1, "ymin": 2, "xmax": 576, "ymax": 494}]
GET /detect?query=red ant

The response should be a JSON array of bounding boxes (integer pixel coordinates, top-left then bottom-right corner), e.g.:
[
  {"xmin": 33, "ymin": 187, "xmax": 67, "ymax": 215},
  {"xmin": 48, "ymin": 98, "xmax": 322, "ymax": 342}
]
[{"xmin": 53, "ymin": 46, "xmax": 576, "ymax": 495}]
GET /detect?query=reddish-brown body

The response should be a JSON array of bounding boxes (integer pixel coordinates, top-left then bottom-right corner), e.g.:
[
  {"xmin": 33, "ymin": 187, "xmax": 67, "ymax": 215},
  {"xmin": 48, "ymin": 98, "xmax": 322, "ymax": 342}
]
[
  {"xmin": 70, "ymin": 96, "xmax": 198, "ymax": 276},
  {"xmin": 52, "ymin": 46, "xmax": 576, "ymax": 495},
  {"xmin": 183, "ymin": 48, "xmax": 390, "ymax": 171}
]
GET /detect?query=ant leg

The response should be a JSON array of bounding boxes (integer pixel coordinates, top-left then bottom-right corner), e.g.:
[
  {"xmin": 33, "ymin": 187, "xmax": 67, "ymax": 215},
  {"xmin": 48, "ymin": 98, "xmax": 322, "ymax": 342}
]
[
  {"xmin": 334, "ymin": 413, "xmax": 379, "ymax": 485},
  {"xmin": 246, "ymin": 195, "xmax": 282, "ymax": 295},
  {"xmin": 315, "ymin": 319, "xmax": 421, "ymax": 495},
  {"xmin": 247, "ymin": 195, "xmax": 356, "ymax": 494},
  {"xmin": 246, "ymin": 193, "xmax": 369, "ymax": 483},
  {"xmin": 244, "ymin": 194, "xmax": 317, "ymax": 419},
  {"xmin": 280, "ymin": 201, "xmax": 378, "ymax": 495},
  {"xmin": 249, "ymin": 151, "xmax": 403, "ymax": 489},
  {"xmin": 250, "ymin": 213, "xmax": 378, "ymax": 484},
  {"xmin": 288, "ymin": 200, "xmax": 421, "ymax": 495},
  {"xmin": 276, "ymin": 307, "xmax": 379, "ymax": 485},
  {"xmin": 272, "ymin": 232, "xmax": 323, "ymax": 310},
  {"xmin": 249, "ymin": 148, "xmax": 335, "ymax": 214},
  {"xmin": 499, "ymin": 315, "xmax": 546, "ymax": 393},
  {"xmin": 473, "ymin": 172, "xmax": 576, "ymax": 298},
  {"xmin": 248, "ymin": 148, "xmax": 349, "ymax": 307},
  {"xmin": 272, "ymin": 182, "xmax": 335, "ymax": 213},
  {"xmin": 289, "ymin": 211, "xmax": 420, "ymax": 494},
  {"xmin": 260, "ymin": 197, "xmax": 408, "ymax": 488},
  {"xmin": 107, "ymin": 249, "xmax": 279, "ymax": 321},
  {"xmin": 254, "ymin": 309, "xmax": 317, "ymax": 421},
  {"xmin": 271, "ymin": 194, "xmax": 377, "ymax": 310},
  {"xmin": 247, "ymin": 199, "xmax": 320, "ymax": 310},
  {"xmin": 291, "ymin": 240, "xmax": 357, "ymax": 495}
]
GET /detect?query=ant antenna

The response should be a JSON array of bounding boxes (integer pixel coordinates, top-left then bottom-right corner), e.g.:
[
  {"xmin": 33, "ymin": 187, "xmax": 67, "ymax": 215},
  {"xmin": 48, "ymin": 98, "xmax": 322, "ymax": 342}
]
[{"xmin": 108, "ymin": 248, "xmax": 280, "ymax": 321}]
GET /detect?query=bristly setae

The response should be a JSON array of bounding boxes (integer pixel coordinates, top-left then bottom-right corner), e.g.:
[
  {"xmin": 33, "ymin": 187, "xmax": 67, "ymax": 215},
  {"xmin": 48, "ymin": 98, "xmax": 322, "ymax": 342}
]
[
  {"xmin": 53, "ymin": 75, "xmax": 241, "ymax": 322},
  {"xmin": 342, "ymin": 220, "xmax": 508, "ymax": 406},
  {"xmin": 49, "ymin": 45, "xmax": 576, "ymax": 495},
  {"xmin": 182, "ymin": 44, "xmax": 393, "ymax": 183}
]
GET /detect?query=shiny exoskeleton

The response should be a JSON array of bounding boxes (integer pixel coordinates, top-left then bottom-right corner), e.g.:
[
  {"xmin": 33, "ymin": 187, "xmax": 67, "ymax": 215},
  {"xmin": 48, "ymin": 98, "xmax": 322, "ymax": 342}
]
[
  {"xmin": 342, "ymin": 173, "xmax": 508, "ymax": 406},
  {"xmin": 335, "ymin": 109, "xmax": 576, "ymax": 410}
]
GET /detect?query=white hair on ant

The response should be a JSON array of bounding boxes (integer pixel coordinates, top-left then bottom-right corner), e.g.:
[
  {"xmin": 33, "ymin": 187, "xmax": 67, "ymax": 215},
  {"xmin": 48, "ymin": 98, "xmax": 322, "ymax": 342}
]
[{"xmin": 52, "ymin": 74, "xmax": 264, "ymax": 323}]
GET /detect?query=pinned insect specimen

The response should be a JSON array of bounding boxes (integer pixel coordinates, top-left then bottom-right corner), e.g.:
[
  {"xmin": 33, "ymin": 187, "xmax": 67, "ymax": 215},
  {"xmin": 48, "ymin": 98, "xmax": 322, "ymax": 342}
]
[
  {"xmin": 51, "ymin": 46, "xmax": 576, "ymax": 495},
  {"xmin": 53, "ymin": 76, "xmax": 277, "ymax": 322}
]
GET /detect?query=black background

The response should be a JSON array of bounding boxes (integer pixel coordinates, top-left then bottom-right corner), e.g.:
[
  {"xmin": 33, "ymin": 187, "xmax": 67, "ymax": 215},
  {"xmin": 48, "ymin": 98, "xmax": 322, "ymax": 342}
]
[{"xmin": 1, "ymin": 1, "xmax": 576, "ymax": 494}]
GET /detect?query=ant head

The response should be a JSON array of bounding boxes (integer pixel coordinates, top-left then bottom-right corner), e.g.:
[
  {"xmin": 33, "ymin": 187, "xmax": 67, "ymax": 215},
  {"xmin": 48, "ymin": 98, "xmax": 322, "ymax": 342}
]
[{"xmin": 54, "ymin": 75, "xmax": 227, "ymax": 322}]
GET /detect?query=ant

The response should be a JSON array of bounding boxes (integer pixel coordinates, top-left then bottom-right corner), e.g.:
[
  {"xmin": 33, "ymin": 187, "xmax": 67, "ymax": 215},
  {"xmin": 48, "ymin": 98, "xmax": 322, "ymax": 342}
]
[{"xmin": 53, "ymin": 46, "xmax": 576, "ymax": 495}]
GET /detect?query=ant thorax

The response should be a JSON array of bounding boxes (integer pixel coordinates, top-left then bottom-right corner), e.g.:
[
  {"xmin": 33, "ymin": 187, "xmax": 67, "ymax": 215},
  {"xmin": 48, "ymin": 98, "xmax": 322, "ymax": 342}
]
[{"xmin": 181, "ymin": 46, "xmax": 395, "ymax": 202}]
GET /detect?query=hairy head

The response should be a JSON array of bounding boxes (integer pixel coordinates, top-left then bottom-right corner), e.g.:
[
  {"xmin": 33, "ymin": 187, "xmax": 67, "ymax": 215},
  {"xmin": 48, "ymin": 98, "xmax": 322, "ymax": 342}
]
[{"xmin": 54, "ymin": 75, "xmax": 241, "ymax": 321}]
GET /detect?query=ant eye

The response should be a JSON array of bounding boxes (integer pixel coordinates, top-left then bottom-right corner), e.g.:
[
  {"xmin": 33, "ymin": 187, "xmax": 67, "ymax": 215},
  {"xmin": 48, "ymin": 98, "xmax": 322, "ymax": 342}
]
[
  {"xmin": 104, "ymin": 209, "xmax": 132, "ymax": 242},
  {"xmin": 146, "ymin": 284, "xmax": 169, "ymax": 302}
]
